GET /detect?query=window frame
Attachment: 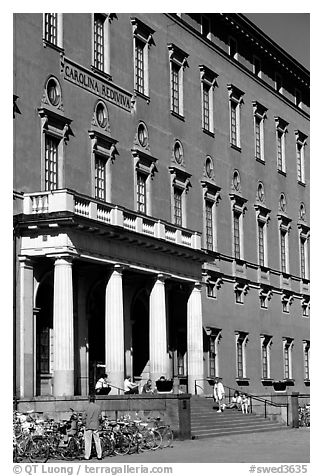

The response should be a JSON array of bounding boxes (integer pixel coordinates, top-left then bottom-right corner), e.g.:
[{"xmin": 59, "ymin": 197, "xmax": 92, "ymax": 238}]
[
  {"xmin": 228, "ymin": 36, "xmax": 238, "ymax": 60},
  {"xmin": 132, "ymin": 148, "xmax": 157, "ymax": 217},
  {"xmin": 89, "ymin": 128, "xmax": 118, "ymax": 203},
  {"xmin": 235, "ymin": 332, "xmax": 248, "ymax": 380},
  {"xmin": 43, "ymin": 13, "xmax": 63, "ymax": 49},
  {"xmin": 298, "ymin": 224, "xmax": 310, "ymax": 281},
  {"xmin": 201, "ymin": 14, "xmax": 211, "ymax": 39},
  {"xmin": 282, "ymin": 338, "xmax": 293, "ymax": 380},
  {"xmin": 169, "ymin": 164, "xmax": 191, "ymax": 228},
  {"xmin": 207, "ymin": 329, "xmax": 221, "ymax": 379},
  {"xmin": 253, "ymin": 102, "xmax": 267, "ymax": 162},
  {"xmin": 38, "ymin": 107, "xmax": 72, "ymax": 192},
  {"xmin": 261, "ymin": 335, "xmax": 272, "ymax": 380},
  {"xmin": 199, "ymin": 65, "xmax": 218, "ymax": 134},
  {"xmin": 168, "ymin": 43, "xmax": 189, "ymax": 118},
  {"xmin": 228, "ymin": 84, "xmax": 244, "ymax": 149},
  {"xmin": 295, "ymin": 130, "xmax": 307, "ymax": 185},
  {"xmin": 131, "ymin": 17, "xmax": 155, "ymax": 99},
  {"xmin": 303, "ymin": 341, "xmax": 310, "ymax": 380},
  {"xmin": 230, "ymin": 191, "xmax": 247, "ymax": 262},
  {"xmin": 275, "ymin": 117, "xmax": 289, "ymax": 174},
  {"xmin": 253, "ymin": 55, "xmax": 262, "ymax": 78},
  {"xmin": 201, "ymin": 175, "xmax": 221, "ymax": 252}
]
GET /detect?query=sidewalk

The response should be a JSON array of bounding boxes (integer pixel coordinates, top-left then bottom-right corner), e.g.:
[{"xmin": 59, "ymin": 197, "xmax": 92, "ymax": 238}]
[{"xmin": 108, "ymin": 428, "xmax": 310, "ymax": 464}]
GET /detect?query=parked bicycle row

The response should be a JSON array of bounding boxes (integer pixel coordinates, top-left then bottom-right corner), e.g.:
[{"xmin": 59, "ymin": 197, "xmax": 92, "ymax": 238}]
[
  {"xmin": 298, "ymin": 403, "xmax": 310, "ymax": 427},
  {"xmin": 13, "ymin": 408, "xmax": 174, "ymax": 463}
]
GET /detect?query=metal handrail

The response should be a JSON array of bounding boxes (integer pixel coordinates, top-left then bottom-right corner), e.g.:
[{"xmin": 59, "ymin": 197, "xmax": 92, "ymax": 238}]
[{"xmin": 194, "ymin": 378, "xmax": 289, "ymax": 424}]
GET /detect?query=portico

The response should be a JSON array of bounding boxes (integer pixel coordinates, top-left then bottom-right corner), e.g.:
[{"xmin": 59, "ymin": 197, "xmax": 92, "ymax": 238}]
[{"xmin": 15, "ymin": 189, "xmax": 205, "ymax": 399}]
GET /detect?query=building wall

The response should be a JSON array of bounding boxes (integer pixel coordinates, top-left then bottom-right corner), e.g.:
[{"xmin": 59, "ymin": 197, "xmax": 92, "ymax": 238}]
[{"xmin": 13, "ymin": 13, "xmax": 310, "ymax": 397}]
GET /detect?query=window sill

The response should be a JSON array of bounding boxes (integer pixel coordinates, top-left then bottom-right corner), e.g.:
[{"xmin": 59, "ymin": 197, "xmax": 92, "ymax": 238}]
[
  {"xmin": 170, "ymin": 110, "xmax": 185, "ymax": 122},
  {"xmin": 297, "ymin": 180, "xmax": 306, "ymax": 187},
  {"xmin": 261, "ymin": 378, "xmax": 274, "ymax": 386},
  {"xmin": 277, "ymin": 169, "xmax": 287, "ymax": 177},
  {"xmin": 236, "ymin": 378, "xmax": 249, "ymax": 386},
  {"xmin": 202, "ymin": 128, "xmax": 215, "ymax": 138},
  {"xmin": 255, "ymin": 157, "xmax": 265, "ymax": 165},
  {"xmin": 283, "ymin": 378, "xmax": 295, "ymax": 386},
  {"xmin": 304, "ymin": 379, "xmax": 310, "ymax": 387},
  {"xmin": 91, "ymin": 66, "xmax": 112, "ymax": 82},
  {"xmin": 230, "ymin": 143, "xmax": 241, "ymax": 152},
  {"xmin": 42, "ymin": 40, "xmax": 64, "ymax": 54},
  {"xmin": 134, "ymin": 90, "xmax": 150, "ymax": 104}
]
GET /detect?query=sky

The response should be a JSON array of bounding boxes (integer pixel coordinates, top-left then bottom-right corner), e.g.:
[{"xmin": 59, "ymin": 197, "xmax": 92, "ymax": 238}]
[{"xmin": 243, "ymin": 13, "xmax": 310, "ymax": 69}]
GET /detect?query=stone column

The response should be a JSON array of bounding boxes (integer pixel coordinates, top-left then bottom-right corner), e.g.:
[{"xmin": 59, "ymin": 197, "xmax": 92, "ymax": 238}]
[
  {"xmin": 187, "ymin": 283, "xmax": 204, "ymax": 395},
  {"xmin": 53, "ymin": 256, "xmax": 74, "ymax": 396},
  {"xmin": 149, "ymin": 274, "xmax": 168, "ymax": 383},
  {"xmin": 18, "ymin": 257, "xmax": 35, "ymax": 398},
  {"xmin": 105, "ymin": 265, "xmax": 124, "ymax": 393}
]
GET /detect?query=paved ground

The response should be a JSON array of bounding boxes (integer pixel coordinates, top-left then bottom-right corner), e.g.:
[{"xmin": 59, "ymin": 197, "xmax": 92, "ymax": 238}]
[{"xmin": 48, "ymin": 428, "xmax": 310, "ymax": 464}]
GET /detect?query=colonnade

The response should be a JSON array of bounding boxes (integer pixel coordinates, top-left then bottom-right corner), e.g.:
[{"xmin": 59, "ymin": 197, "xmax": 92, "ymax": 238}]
[{"xmin": 18, "ymin": 255, "xmax": 204, "ymax": 397}]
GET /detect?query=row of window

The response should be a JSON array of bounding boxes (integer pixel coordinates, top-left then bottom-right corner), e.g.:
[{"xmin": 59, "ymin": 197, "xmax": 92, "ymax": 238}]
[
  {"xmin": 194, "ymin": 13, "xmax": 306, "ymax": 110},
  {"xmin": 39, "ymin": 83, "xmax": 309, "ymax": 280},
  {"xmin": 43, "ymin": 14, "xmax": 308, "ymax": 186},
  {"xmin": 206, "ymin": 331, "xmax": 310, "ymax": 383},
  {"xmin": 206, "ymin": 280, "xmax": 309, "ymax": 317},
  {"xmin": 45, "ymin": 14, "xmax": 306, "ymax": 110}
]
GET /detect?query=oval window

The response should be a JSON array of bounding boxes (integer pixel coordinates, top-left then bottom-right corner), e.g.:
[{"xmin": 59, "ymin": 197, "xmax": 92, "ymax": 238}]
[
  {"xmin": 138, "ymin": 123, "xmax": 148, "ymax": 147},
  {"xmin": 46, "ymin": 78, "xmax": 61, "ymax": 106},
  {"xmin": 95, "ymin": 102, "xmax": 108, "ymax": 128},
  {"xmin": 174, "ymin": 141, "xmax": 183, "ymax": 164}
]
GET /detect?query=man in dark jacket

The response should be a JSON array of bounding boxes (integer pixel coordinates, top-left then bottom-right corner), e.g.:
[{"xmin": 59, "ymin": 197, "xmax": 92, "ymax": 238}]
[{"xmin": 83, "ymin": 394, "xmax": 102, "ymax": 460}]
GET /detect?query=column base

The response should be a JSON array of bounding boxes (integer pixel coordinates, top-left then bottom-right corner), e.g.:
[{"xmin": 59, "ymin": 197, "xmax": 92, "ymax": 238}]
[{"xmin": 53, "ymin": 370, "xmax": 74, "ymax": 396}]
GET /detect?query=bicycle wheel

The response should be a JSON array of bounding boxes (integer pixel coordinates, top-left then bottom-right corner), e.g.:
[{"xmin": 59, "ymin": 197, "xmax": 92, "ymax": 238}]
[
  {"xmin": 159, "ymin": 426, "xmax": 174, "ymax": 448},
  {"xmin": 140, "ymin": 429, "xmax": 161, "ymax": 451},
  {"xmin": 61, "ymin": 437, "xmax": 80, "ymax": 461},
  {"xmin": 114, "ymin": 433, "xmax": 131, "ymax": 455},
  {"xmin": 101, "ymin": 435, "xmax": 115, "ymax": 457},
  {"xmin": 28, "ymin": 437, "xmax": 49, "ymax": 463}
]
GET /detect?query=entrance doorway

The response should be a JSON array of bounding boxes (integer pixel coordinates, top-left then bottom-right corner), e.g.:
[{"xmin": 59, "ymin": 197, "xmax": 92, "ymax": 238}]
[
  {"xmin": 35, "ymin": 274, "xmax": 53, "ymax": 396},
  {"xmin": 87, "ymin": 280, "xmax": 105, "ymax": 392},
  {"xmin": 131, "ymin": 290, "xmax": 149, "ymax": 378}
]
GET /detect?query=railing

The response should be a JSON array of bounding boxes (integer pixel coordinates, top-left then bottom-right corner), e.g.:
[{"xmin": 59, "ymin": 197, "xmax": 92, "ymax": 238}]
[
  {"xmin": 194, "ymin": 379, "xmax": 289, "ymax": 425},
  {"xmin": 22, "ymin": 189, "xmax": 202, "ymax": 251}
]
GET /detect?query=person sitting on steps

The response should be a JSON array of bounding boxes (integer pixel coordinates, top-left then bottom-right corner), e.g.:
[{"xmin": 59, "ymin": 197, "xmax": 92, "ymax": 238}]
[{"xmin": 227, "ymin": 390, "xmax": 242, "ymax": 410}]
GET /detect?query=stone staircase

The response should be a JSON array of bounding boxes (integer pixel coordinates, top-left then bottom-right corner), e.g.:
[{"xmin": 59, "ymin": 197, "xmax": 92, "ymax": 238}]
[{"xmin": 190, "ymin": 396, "xmax": 289, "ymax": 439}]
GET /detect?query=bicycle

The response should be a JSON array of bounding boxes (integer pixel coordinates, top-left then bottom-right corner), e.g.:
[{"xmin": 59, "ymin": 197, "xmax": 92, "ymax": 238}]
[
  {"xmin": 148, "ymin": 417, "xmax": 174, "ymax": 448},
  {"xmin": 13, "ymin": 412, "xmax": 49, "ymax": 463}
]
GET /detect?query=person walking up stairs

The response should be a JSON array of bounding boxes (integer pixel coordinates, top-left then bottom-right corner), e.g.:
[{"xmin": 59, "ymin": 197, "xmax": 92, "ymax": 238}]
[{"xmin": 213, "ymin": 377, "xmax": 225, "ymax": 412}]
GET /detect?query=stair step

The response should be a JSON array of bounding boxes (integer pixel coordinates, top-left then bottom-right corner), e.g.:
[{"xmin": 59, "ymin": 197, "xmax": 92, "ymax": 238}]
[
  {"xmin": 189, "ymin": 396, "xmax": 287, "ymax": 439},
  {"xmin": 192, "ymin": 426, "xmax": 289, "ymax": 439},
  {"xmin": 192, "ymin": 421, "xmax": 283, "ymax": 430}
]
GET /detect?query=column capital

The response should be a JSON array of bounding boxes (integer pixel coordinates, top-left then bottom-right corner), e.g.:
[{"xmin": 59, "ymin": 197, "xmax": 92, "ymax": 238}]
[
  {"xmin": 50, "ymin": 253, "xmax": 75, "ymax": 265},
  {"xmin": 154, "ymin": 273, "xmax": 171, "ymax": 283},
  {"xmin": 189, "ymin": 281, "xmax": 202, "ymax": 291},
  {"xmin": 18, "ymin": 255, "xmax": 34, "ymax": 268},
  {"xmin": 110, "ymin": 263, "xmax": 128, "ymax": 274}
]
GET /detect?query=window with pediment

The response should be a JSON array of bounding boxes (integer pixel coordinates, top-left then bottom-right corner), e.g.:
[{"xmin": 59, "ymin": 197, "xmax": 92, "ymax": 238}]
[
  {"xmin": 255, "ymin": 182, "xmax": 270, "ymax": 268},
  {"xmin": 295, "ymin": 130, "xmax": 307, "ymax": 185},
  {"xmin": 39, "ymin": 77, "xmax": 72, "ymax": 191},
  {"xmin": 228, "ymin": 84, "xmax": 244, "ymax": 149},
  {"xmin": 168, "ymin": 44, "xmax": 189, "ymax": 118},
  {"xmin": 253, "ymin": 101, "xmax": 267, "ymax": 162},
  {"xmin": 131, "ymin": 17, "xmax": 155, "ymax": 99},
  {"xmin": 275, "ymin": 117, "xmax": 288, "ymax": 174},
  {"xmin": 199, "ymin": 65, "xmax": 218, "ymax": 134},
  {"xmin": 230, "ymin": 170, "xmax": 247, "ymax": 261}
]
